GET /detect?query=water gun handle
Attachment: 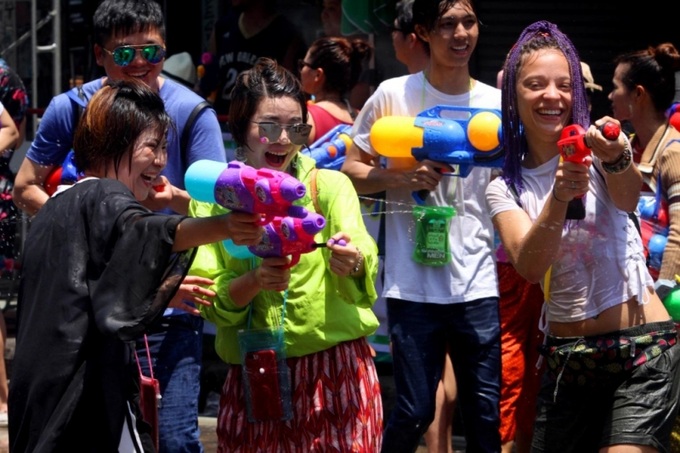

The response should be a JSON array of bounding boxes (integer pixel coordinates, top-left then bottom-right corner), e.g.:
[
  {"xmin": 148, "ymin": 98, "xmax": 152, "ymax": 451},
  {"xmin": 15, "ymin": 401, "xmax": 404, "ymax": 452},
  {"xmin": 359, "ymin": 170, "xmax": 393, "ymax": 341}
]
[
  {"xmin": 557, "ymin": 122, "xmax": 619, "ymax": 221},
  {"xmin": 414, "ymin": 190, "xmax": 429, "ymax": 205},
  {"xmin": 413, "ymin": 167, "xmax": 445, "ymax": 205}
]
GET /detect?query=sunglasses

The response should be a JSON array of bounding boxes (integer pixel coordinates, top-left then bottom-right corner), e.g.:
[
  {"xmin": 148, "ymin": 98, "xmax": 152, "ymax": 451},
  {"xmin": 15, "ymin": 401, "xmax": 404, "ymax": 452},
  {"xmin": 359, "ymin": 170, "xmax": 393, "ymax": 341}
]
[
  {"xmin": 253, "ymin": 121, "xmax": 312, "ymax": 146},
  {"xmin": 103, "ymin": 44, "xmax": 166, "ymax": 67}
]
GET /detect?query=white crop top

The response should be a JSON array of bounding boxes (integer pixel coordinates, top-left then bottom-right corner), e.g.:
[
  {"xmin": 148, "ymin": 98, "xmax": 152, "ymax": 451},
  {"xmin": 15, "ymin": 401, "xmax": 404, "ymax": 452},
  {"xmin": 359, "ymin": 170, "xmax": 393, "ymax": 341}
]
[{"xmin": 486, "ymin": 154, "xmax": 652, "ymax": 324}]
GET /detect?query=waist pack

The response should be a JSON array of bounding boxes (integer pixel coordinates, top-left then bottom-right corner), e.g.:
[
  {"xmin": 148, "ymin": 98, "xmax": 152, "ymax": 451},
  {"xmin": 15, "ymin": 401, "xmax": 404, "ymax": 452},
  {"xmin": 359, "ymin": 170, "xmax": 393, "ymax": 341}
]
[{"xmin": 540, "ymin": 324, "xmax": 677, "ymax": 388}]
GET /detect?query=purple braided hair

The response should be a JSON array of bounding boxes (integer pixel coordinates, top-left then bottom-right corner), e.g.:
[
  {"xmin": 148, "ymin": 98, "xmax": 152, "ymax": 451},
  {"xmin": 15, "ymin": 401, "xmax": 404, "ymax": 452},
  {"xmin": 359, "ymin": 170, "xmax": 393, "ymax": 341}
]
[{"xmin": 500, "ymin": 21, "xmax": 590, "ymax": 193}]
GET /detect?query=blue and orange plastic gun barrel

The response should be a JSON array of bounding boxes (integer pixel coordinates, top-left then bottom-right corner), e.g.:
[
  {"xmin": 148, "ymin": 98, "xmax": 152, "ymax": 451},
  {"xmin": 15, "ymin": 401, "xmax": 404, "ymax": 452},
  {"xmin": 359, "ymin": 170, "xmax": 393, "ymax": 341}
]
[
  {"xmin": 369, "ymin": 105, "xmax": 503, "ymax": 203},
  {"xmin": 369, "ymin": 105, "xmax": 503, "ymax": 178},
  {"xmin": 185, "ymin": 160, "xmax": 308, "ymax": 224},
  {"xmin": 302, "ymin": 124, "xmax": 353, "ymax": 170}
]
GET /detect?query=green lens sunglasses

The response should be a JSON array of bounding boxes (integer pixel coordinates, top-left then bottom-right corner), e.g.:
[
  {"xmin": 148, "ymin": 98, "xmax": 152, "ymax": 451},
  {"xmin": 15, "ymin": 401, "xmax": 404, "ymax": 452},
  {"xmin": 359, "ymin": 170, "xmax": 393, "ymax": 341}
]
[{"xmin": 103, "ymin": 44, "xmax": 166, "ymax": 67}]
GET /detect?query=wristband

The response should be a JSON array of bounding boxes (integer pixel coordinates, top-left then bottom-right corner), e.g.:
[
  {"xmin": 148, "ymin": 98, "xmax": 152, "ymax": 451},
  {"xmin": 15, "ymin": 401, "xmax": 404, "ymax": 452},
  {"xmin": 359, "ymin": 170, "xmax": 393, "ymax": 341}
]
[{"xmin": 602, "ymin": 141, "xmax": 632, "ymax": 175}]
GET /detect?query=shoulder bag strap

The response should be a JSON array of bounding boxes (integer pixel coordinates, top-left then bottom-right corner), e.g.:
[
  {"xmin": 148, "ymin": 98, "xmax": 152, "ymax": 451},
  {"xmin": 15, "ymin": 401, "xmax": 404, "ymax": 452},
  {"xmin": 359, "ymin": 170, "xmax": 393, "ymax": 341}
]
[
  {"xmin": 310, "ymin": 168, "xmax": 322, "ymax": 215},
  {"xmin": 180, "ymin": 101, "xmax": 212, "ymax": 168}
]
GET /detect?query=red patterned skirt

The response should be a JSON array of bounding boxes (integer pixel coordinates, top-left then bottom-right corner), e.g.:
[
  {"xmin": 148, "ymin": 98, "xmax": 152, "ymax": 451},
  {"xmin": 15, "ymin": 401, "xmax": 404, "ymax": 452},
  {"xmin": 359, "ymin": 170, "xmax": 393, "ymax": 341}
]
[{"xmin": 216, "ymin": 338, "xmax": 383, "ymax": 452}]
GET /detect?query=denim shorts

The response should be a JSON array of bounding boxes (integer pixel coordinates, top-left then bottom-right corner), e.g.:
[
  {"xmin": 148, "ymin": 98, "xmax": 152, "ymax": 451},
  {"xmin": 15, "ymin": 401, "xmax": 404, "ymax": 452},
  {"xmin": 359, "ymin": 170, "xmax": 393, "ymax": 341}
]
[{"xmin": 532, "ymin": 320, "xmax": 680, "ymax": 452}]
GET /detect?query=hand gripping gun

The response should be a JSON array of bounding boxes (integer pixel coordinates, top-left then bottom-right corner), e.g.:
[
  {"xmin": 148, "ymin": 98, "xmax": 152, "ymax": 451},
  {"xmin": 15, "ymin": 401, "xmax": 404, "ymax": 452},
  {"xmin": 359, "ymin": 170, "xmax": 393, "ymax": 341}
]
[{"xmin": 556, "ymin": 122, "xmax": 620, "ymax": 219}]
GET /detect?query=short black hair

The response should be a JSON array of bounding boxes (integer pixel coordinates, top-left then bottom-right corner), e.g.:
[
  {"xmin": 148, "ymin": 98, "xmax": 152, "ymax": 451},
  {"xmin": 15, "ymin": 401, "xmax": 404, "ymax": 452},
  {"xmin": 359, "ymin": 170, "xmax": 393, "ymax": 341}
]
[
  {"xmin": 93, "ymin": 0, "xmax": 166, "ymax": 47},
  {"xmin": 412, "ymin": 0, "xmax": 478, "ymax": 33}
]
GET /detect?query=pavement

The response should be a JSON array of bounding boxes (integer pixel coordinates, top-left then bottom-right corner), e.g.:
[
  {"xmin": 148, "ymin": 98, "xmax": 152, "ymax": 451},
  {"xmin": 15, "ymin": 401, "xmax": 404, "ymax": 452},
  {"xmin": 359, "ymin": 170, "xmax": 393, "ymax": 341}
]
[
  {"xmin": 196, "ymin": 413, "xmax": 459, "ymax": 453},
  {"xmin": 0, "ymin": 351, "xmax": 465, "ymax": 453},
  {"xmin": 0, "ymin": 303, "xmax": 467, "ymax": 453},
  {"xmin": 0, "ymin": 417, "xmax": 216, "ymax": 453},
  {"xmin": 199, "ymin": 416, "xmax": 218, "ymax": 452},
  {"xmin": 0, "ymin": 384, "xmax": 444, "ymax": 453}
]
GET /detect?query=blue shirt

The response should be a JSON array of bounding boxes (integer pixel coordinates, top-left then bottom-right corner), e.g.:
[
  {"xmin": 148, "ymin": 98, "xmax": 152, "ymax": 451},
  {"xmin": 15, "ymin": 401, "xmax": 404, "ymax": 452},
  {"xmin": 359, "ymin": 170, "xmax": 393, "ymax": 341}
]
[{"xmin": 28, "ymin": 77, "xmax": 226, "ymax": 198}]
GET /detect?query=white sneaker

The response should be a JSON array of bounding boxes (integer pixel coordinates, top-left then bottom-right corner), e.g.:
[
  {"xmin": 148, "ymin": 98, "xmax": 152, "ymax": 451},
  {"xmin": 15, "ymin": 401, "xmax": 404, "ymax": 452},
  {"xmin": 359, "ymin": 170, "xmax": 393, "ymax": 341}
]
[{"xmin": 0, "ymin": 411, "xmax": 7, "ymax": 427}]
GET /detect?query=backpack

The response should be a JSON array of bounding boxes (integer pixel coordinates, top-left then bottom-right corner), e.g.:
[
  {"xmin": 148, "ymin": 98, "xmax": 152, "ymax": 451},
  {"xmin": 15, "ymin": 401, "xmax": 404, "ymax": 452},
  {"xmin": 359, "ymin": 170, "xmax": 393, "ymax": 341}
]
[{"xmin": 50, "ymin": 86, "xmax": 212, "ymax": 188}]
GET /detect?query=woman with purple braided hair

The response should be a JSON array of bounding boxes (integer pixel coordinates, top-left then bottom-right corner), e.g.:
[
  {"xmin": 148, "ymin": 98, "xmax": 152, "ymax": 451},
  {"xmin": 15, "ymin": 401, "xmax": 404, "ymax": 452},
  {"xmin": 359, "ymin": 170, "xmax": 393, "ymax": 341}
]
[{"xmin": 486, "ymin": 21, "xmax": 680, "ymax": 452}]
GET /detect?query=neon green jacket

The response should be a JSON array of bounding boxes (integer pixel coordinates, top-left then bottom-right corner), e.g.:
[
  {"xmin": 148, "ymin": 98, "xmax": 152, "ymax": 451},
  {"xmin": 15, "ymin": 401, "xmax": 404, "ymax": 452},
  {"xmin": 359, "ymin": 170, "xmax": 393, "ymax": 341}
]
[{"xmin": 188, "ymin": 154, "xmax": 379, "ymax": 364}]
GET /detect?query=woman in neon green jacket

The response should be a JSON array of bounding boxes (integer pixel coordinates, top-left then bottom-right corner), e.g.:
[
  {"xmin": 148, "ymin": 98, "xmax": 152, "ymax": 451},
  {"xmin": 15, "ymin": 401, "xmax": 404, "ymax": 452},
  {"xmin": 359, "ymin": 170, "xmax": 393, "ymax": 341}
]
[{"xmin": 188, "ymin": 57, "xmax": 382, "ymax": 452}]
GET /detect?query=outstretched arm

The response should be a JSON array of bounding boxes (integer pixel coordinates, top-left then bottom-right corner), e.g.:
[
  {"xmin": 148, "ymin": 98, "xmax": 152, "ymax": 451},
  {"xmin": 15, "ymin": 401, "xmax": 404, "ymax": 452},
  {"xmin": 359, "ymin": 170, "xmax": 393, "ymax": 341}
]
[{"xmin": 172, "ymin": 211, "xmax": 264, "ymax": 252}]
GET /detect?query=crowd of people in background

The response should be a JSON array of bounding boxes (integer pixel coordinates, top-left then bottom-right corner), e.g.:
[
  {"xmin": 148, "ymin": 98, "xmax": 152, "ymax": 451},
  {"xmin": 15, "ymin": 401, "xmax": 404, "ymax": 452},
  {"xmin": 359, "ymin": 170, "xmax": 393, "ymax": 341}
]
[
  {"xmin": 1, "ymin": 0, "xmax": 679, "ymax": 452},
  {"xmin": 0, "ymin": 58, "xmax": 28, "ymax": 440}
]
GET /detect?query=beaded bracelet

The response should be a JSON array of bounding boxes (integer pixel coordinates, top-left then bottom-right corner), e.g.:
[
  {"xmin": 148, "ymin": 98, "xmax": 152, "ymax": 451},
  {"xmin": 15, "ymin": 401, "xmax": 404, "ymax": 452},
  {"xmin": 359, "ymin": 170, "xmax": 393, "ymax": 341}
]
[
  {"xmin": 350, "ymin": 248, "xmax": 363, "ymax": 276},
  {"xmin": 602, "ymin": 142, "xmax": 632, "ymax": 175}
]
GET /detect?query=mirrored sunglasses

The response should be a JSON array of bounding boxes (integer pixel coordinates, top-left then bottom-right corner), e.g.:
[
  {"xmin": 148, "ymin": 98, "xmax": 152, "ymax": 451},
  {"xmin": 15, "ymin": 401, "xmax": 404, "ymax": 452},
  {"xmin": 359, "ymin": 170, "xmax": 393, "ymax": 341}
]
[
  {"xmin": 253, "ymin": 122, "xmax": 312, "ymax": 146},
  {"xmin": 103, "ymin": 44, "xmax": 166, "ymax": 67}
]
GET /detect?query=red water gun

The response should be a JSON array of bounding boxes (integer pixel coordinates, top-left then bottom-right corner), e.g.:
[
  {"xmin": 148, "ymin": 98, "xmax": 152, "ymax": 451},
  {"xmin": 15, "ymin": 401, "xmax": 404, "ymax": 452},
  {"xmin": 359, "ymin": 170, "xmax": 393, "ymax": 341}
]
[
  {"xmin": 556, "ymin": 122, "xmax": 620, "ymax": 219},
  {"xmin": 557, "ymin": 122, "xmax": 620, "ymax": 165}
]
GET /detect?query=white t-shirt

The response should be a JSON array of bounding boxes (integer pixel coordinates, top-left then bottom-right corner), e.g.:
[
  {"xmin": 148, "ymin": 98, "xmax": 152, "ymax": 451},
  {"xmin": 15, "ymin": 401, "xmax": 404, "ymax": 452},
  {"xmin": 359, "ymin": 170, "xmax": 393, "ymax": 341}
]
[
  {"xmin": 485, "ymin": 155, "xmax": 652, "ymax": 323},
  {"xmin": 352, "ymin": 72, "xmax": 501, "ymax": 304}
]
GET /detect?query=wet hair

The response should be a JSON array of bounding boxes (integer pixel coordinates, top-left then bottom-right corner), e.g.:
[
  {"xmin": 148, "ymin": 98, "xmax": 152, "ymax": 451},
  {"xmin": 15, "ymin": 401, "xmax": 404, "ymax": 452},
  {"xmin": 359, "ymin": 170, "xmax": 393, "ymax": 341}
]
[
  {"xmin": 614, "ymin": 42, "xmax": 680, "ymax": 113},
  {"xmin": 93, "ymin": 0, "xmax": 166, "ymax": 47},
  {"xmin": 228, "ymin": 57, "xmax": 307, "ymax": 146},
  {"xmin": 306, "ymin": 36, "xmax": 373, "ymax": 100},
  {"xmin": 73, "ymin": 79, "xmax": 171, "ymax": 175},
  {"xmin": 500, "ymin": 20, "xmax": 589, "ymax": 192}
]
